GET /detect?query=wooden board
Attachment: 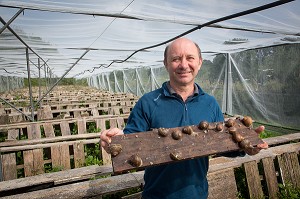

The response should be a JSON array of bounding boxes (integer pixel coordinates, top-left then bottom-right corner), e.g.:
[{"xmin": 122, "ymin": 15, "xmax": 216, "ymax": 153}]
[
  {"xmin": 244, "ymin": 161, "xmax": 264, "ymax": 199},
  {"xmin": 111, "ymin": 118, "xmax": 264, "ymax": 173}
]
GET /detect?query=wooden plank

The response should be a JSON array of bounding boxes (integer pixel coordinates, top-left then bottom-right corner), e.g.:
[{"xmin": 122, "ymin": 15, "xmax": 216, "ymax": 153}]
[
  {"xmin": 23, "ymin": 149, "xmax": 44, "ymax": 177},
  {"xmin": 117, "ymin": 117, "xmax": 125, "ymax": 129},
  {"xmin": 261, "ymin": 157, "xmax": 278, "ymax": 199},
  {"xmin": 60, "ymin": 120, "xmax": 71, "ymax": 136},
  {"xmin": 91, "ymin": 108, "xmax": 99, "ymax": 116},
  {"xmin": 96, "ymin": 119, "xmax": 106, "ymax": 131},
  {"xmin": 109, "ymin": 118, "xmax": 117, "ymax": 128},
  {"xmin": 121, "ymin": 192, "xmax": 142, "ymax": 199},
  {"xmin": 1, "ymin": 153, "xmax": 17, "ymax": 180},
  {"xmin": 77, "ymin": 118, "xmax": 86, "ymax": 134},
  {"xmin": 0, "ymin": 165, "xmax": 113, "ymax": 193},
  {"xmin": 27, "ymin": 123, "xmax": 41, "ymax": 139},
  {"xmin": 208, "ymin": 168, "xmax": 237, "ymax": 199},
  {"xmin": 1, "ymin": 171, "xmax": 144, "ymax": 199},
  {"xmin": 43, "ymin": 123, "xmax": 55, "ymax": 138},
  {"xmin": 277, "ymin": 152, "xmax": 300, "ymax": 188},
  {"xmin": 111, "ymin": 119, "xmax": 264, "ymax": 173},
  {"xmin": 51, "ymin": 144, "xmax": 71, "ymax": 170},
  {"xmin": 209, "ymin": 142, "xmax": 300, "ymax": 173},
  {"xmin": 7, "ymin": 129, "xmax": 19, "ymax": 140},
  {"xmin": 0, "ymin": 133, "xmax": 101, "ymax": 148},
  {"xmin": 102, "ymin": 146, "xmax": 112, "ymax": 166},
  {"xmin": 0, "ymin": 139, "xmax": 99, "ymax": 153},
  {"xmin": 244, "ymin": 161, "xmax": 264, "ymax": 199},
  {"xmin": 73, "ymin": 111, "xmax": 81, "ymax": 118},
  {"xmin": 73, "ymin": 142, "xmax": 85, "ymax": 168}
]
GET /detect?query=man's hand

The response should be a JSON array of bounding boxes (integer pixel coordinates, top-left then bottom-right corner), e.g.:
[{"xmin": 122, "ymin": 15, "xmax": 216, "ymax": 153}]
[
  {"xmin": 244, "ymin": 125, "xmax": 268, "ymax": 155},
  {"xmin": 100, "ymin": 128, "xmax": 124, "ymax": 153}
]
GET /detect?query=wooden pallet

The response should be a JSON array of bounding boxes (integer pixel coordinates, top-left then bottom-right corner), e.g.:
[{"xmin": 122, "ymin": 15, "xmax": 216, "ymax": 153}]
[{"xmin": 111, "ymin": 118, "xmax": 264, "ymax": 173}]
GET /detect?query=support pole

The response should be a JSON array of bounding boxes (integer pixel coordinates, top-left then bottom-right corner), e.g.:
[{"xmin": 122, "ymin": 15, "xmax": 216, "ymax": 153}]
[
  {"xmin": 0, "ymin": 8, "xmax": 24, "ymax": 35},
  {"xmin": 26, "ymin": 48, "xmax": 35, "ymax": 122},
  {"xmin": 38, "ymin": 58, "xmax": 42, "ymax": 106}
]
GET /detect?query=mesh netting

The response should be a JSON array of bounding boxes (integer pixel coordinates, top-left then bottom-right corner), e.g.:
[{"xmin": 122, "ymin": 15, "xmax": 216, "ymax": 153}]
[{"xmin": 88, "ymin": 43, "xmax": 300, "ymax": 130}]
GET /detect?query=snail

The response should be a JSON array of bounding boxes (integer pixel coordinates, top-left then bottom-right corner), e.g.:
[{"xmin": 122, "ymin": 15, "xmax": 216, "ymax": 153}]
[
  {"xmin": 158, "ymin": 128, "xmax": 168, "ymax": 137},
  {"xmin": 239, "ymin": 139, "xmax": 251, "ymax": 149},
  {"xmin": 215, "ymin": 123, "xmax": 224, "ymax": 131},
  {"xmin": 232, "ymin": 131, "xmax": 244, "ymax": 143},
  {"xmin": 182, "ymin": 126, "xmax": 193, "ymax": 135},
  {"xmin": 228, "ymin": 127, "xmax": 237, "ymax": 134},
  {"xmin": 172, "ymin": 129, "xmax": 183, "ymax": 140},
  {"xmin": 129, "ymin": 154, "xmax": 143, "ymax": 167},
  {"xmin": 242, "ymin": 116, "xmax": 253, "ymax": 127},
  {"xmin": 198, "ymin": 121, "xmax": 209, "ymax": 130},
  {"xmin": 226, "ymin": 119, "xmax": 235, "ymax": 127},
  {"xmin": 109, "ymin": 144, "xmax": 122, "ymax": 157},
  {"xmin": 170, "ymin": 151, "xmax": 182, "ymax": 161}
]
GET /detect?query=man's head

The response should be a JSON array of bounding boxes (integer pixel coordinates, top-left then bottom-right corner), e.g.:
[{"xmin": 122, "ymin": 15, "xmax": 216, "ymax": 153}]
[{"xmin": 163, "ymin": 38, "xmax": 203, "ymax": 87}]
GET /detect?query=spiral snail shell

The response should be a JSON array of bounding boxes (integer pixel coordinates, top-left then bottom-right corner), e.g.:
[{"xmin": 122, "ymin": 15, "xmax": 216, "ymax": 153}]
[
  {"xmin": 198, "ymin": 121, "xmax": 209, "ymax": 130},
  {"xmin": 129, "ymin": 154, "xmax": 143, "ymax": 167},
  {"xmin": 172, "ymin": 129, "xmax": 183, "ymax": 140},
  {"xmin": 110, "ymin": 144, "xmax": 122, "ymax": 157},
  {"xmin": 158, "ymin": 128, "xmax": 168, "ymax": 137},
  {"xmin": 182, "ymin": 126, "xmax": 193, "ymax": 135},
  {"xmin": 170, "ymin": 151, "xmax": 183, "ymax": 161}
]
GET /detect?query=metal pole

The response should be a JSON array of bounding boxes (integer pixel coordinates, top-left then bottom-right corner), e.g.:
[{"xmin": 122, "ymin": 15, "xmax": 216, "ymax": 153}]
[
  {"xmin": 34, "ymin": 49, "xmax": 90, "ymax": 107},
  {"xmin": 38, "ymin": 58, "xmax": 42, "ymax": 107},
  {"xmin": 0, "ymin": 8, "xmax": 24, "ymax": 35},
  {"xmin": 0, "ymin": 97, "xmax": 33, "ymax": 121},
  {"xmin": 6, "ymin": 76, "xmax": 9, "ymax": 92},
  {"xmin": 26, "ymin": 48, "xmax": 35, "ymax": 122},
  {"xmin": 225, "ymin": 53, "xmax": 229, "ymax": 114}
]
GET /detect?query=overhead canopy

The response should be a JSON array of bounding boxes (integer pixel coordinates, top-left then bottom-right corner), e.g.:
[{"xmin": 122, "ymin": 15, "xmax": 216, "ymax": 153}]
[{"xmin": 0, "ymin": 0, "xmax": 300, "ymax": 78}]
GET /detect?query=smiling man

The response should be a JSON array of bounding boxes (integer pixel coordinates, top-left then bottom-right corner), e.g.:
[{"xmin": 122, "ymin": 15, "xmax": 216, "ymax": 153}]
[{"xmin": 100, "ymin": 37, "xmax": 266, "ymax": 199}]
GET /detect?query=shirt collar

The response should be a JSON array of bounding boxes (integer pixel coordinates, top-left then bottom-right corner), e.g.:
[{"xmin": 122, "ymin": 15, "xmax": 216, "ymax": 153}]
[{"xmin": 166, "ymin": 81, "xmax": 199, "ymax": 98}]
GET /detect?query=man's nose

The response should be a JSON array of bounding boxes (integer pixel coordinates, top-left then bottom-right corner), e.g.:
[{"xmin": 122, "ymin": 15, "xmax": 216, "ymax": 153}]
[{"xmin": 179, "ymin": 58, "xmax": 189, "ymax": 68}]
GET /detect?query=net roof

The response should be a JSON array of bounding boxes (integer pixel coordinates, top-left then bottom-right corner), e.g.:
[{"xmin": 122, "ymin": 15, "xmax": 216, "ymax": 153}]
[{"xmin": 0, "ymin": 0, "xmax": 300, "ymax": 78}]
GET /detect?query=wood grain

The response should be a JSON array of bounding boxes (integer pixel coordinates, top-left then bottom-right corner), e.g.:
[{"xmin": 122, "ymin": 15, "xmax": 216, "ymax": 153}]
[{"xmin": 111, "ymin": 119, "xmax": 264, "ymax": 173}]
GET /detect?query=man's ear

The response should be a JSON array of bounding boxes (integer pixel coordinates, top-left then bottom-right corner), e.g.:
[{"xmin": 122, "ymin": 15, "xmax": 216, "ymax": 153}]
[
  {"xmin": 198, "ymin": 59, "xmax": 203, "ymax": 71},
  {"xmin": 164, "ymin": 59, "xmax": 168, "ymax": 70}
]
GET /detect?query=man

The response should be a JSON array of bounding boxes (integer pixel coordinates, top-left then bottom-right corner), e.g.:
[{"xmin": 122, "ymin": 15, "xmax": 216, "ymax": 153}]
[{"xmin": 100, "ymin": 37, "xmax": 268, "ymax": 199}]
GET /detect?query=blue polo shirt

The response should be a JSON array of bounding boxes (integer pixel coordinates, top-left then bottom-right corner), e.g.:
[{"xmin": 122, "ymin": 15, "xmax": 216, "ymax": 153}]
[{"xmin": 123, "ymin": 81, "xmax": 224, "ymax": 199}]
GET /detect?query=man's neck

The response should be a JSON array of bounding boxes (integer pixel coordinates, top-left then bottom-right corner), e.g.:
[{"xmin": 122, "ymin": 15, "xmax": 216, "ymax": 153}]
[{"xmin": 169, "ymin": 82, "xmax": 195, "ymax": 102}]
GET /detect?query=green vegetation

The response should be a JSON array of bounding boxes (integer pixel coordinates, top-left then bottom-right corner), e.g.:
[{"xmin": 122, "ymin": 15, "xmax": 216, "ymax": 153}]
[
  {"xmin": 278, "ymin": 183, "xmax": 300, "ymax": 199},
  {"xmin": 24, "ymin": 77, "xmax": 88, "ymax": 87}
]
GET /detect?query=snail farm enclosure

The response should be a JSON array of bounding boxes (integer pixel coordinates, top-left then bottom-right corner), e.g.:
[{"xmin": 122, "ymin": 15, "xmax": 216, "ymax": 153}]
[{"xmin": 0, "ymin": 0, "xmax": 300, "ymax": 198}]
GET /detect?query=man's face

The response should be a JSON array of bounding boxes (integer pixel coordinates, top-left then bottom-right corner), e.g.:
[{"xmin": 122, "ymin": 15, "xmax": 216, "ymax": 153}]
[{"xmin": 164, "ymin": 38, "xmax": 202, "ymax": 87}]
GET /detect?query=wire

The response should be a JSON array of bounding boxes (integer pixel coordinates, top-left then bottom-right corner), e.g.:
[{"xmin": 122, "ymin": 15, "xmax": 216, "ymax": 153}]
[{"xmin": 73, "ymin": 0, "xmax": 294, "ymax": 77}]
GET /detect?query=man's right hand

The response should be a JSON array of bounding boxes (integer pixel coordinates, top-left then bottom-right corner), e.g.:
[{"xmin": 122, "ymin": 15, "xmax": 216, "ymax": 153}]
[{"xmin": 100, "ymin": 128, "xmax": 124, "ymax": 152}]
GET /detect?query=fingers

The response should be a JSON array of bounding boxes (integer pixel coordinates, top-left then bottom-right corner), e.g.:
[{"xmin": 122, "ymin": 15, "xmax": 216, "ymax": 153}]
[
  {"xmin": 244, "ymin": 146, "xmax": 260, "ymax": 155},
  {"xmin": 244, "ymin": 141, "xmax": 268, "ymax": 156},
  {"xmin": 100, "ymin": 128, "xmax": 124, "ymax": 152},
  {"xmin": 257, "ymin": 141, "xmax": 268, "ymax": 149},
  {"xmin": 255, "ymin": 125, "xmax": 265, "ymax": 134}
]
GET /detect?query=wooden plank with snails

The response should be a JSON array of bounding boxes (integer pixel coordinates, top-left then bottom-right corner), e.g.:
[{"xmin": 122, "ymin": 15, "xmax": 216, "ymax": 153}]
[{"xmin": 110, "ymin": 116, "xmax": 264, "ymax": 173}]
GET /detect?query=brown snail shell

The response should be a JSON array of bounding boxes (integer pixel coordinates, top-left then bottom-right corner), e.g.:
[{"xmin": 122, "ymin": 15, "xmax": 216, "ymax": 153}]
[
  {"xmin": 170, "ymin": 151, "xmax": 182, "ymax": 161},
  {"xmin": 182, "ymin": 126, "xmax": 193, "ymax": 135},
  {"xmin": 172, "ymin": 129, "xmax": 183, "ymax": 140},
  {"xmin": 228, "ymin": 127, "xmax": 237, "ymax": 134},
  {"xmin": 232, "ymin": 132, "xmax": 244, "ymax": 143},
  {"xmin": 242, "ymin": 116, "xmax": 253, "ymax": 127},
  {"xmin": 158, "ymin": 128, "xmax": 168, "ymax": 137},
  {"xmin": 215, "ymin": 123, "xmax": 224, "ymax": 131},
  {"xmin": 110, "ymin": 144, "xmax": 122, "ymax": 157},
  {"xmin": 129, "ymin": 154, "xmax": 143, "ymax": 167},
  {"xmin": 226, "ymin": 119, "xmax": 235, "ymax": 127},
  {"xmin": 239, "ymin": 139, "xmax": 251, "ymax": 149},
  {"xmin": 198, "ymin": 121, "xmax": 209, "ymax": 130}
]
